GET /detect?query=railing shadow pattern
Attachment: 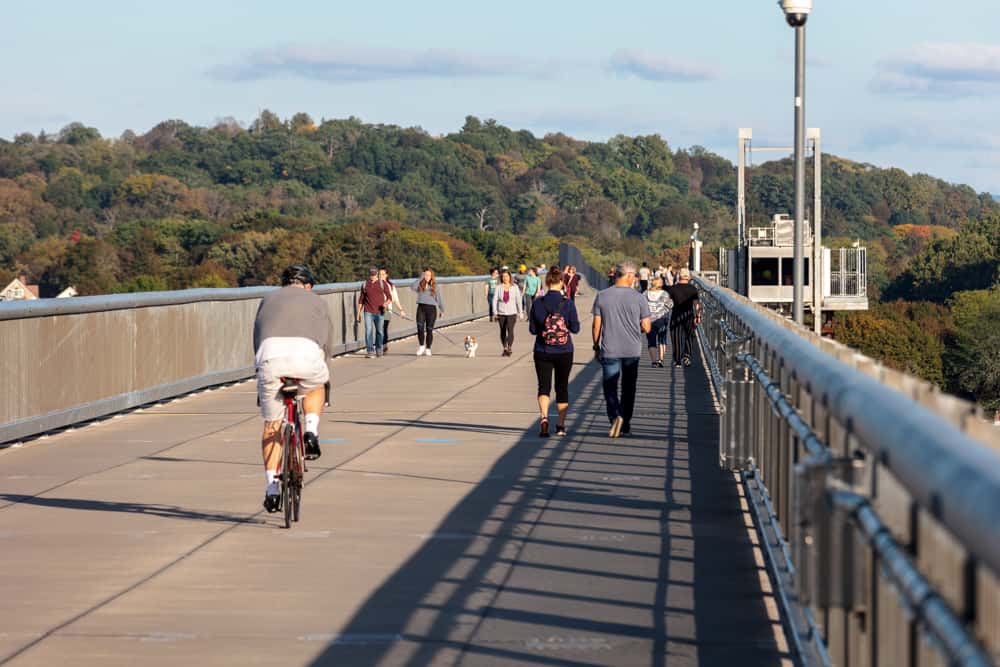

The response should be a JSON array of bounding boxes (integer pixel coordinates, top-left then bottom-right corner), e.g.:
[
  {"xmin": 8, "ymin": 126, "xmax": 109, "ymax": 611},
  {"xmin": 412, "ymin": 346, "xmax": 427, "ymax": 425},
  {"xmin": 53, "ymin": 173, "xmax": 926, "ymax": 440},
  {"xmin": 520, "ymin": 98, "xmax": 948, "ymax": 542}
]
[{"xmin": 306, "ymin": 343, "xmax": 790, "ymax": 665}]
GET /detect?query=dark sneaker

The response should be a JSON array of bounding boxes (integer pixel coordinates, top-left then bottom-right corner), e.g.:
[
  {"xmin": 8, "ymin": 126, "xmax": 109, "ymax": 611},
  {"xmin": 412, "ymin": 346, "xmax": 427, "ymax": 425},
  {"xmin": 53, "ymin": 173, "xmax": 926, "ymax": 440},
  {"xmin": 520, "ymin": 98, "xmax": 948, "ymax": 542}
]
[
  {"xmin": 656, "ymin": 360, "xmax": 664, "ymax": 368},
  {"xmin": 263, "ymin": 493, "xmax": 281, "ymax": 513},
  {"xmin": 683, "ymin": 356, "xmax": 692, "ymax": 367},
  {"xmin": 539, "ymin": 418, "xmax": 550, "ymax": 438},
  {"xmin": 621, "ymin": 424, "xmax": 631, "ymax": 436},
  {"xmin": 609, "ymin": 416, "xmax": 623, "ymax": 438},
  {"xmin": 555, "ymin": 424, "xmax": 567, "ymax": 437},
  {"xmin": 675, "ymin": 361, "xmax": 683, "ymax": 368},
  {"xmin": 304, "ymin": 432, "xmax": 322, "ymax": 460},
  {"xmin": 651, "ymin": 362, "xmax": 657, "ymax": 368}
]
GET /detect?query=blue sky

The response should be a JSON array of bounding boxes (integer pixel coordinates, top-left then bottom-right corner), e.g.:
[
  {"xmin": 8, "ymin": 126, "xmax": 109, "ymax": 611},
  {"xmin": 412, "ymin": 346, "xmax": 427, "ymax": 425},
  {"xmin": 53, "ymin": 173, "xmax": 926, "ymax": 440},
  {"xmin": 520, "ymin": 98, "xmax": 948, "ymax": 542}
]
[{"xmin": 3, "ymin": 0, "xmax": 999, "ymax": 193}]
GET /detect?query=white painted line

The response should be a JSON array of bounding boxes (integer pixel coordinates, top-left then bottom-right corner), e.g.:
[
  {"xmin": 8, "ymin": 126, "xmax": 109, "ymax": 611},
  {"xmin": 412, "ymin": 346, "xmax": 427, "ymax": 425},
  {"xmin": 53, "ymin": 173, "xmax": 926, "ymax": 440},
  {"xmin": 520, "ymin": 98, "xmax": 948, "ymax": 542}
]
[{"xmin": 525, "ymin": 637, "xmax": 613, "ymax": 651}]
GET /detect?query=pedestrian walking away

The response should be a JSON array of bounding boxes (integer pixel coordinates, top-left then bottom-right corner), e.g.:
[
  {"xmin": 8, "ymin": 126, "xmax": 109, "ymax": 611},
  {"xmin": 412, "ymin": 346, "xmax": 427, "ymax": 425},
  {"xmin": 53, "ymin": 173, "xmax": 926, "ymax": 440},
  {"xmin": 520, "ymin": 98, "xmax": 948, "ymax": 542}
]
[
  {"xmin": 524, "ymin": 266, "xmax": 541, "ymax": 310},
  {"xmin": 378, "ymin": 267, "xmax": 406, "ymax": 354},
  {"xmin": 357, "ymin": 267, "xmax": 392, "ymax": 358},
  {"xmin": 592, "ymin": 261, "xmax": 651, "ymax": 438},
  {"xmin": 638, "ymin": 262, "xmax": 651, "ymax": 292},
  {"xmin": 530, "ymin": 266, "xmax": 580, "ymax": 438},
  {"xmin": 485, "ymin": 268, "xmax": 499, "ymax": 322},
  {"xmin": 665, "ymin": 268, "xmax": 701, "ymax": 368},
  {"xmin": 644, "ymin": 276, "xmax": 672, "ymax": 367},
  {"xmin": 412, "ymin": 267, "xmax": 445, "ymax": 357},
  {"xmin": 492, "ymin": 269, "xmax": 524, "ymax": 356},
  {"xmin": 253, "ymin": 264, "xmax": 331, "ymax": 512}
]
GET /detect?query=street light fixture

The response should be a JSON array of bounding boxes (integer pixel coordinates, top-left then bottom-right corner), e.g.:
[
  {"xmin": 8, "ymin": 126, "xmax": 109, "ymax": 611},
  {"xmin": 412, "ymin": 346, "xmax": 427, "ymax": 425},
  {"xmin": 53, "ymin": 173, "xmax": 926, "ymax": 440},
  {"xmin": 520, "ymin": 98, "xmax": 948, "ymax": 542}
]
[{"xmin": 779, "ymin": 0, "xmax": 811, "ymax": 325}]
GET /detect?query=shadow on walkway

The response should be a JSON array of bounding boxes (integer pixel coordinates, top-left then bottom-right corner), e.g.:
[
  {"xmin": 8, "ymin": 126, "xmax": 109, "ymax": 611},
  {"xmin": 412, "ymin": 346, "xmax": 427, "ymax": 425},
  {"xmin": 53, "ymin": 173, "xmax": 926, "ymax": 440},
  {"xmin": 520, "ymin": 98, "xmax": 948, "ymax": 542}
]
[
  {"xmin": 0, "ymin": 494, "xmax": 266, "ymax": 526},
  {"xmin": 307, "ymin": 344, "xmax": 789, "ymax": 666}
]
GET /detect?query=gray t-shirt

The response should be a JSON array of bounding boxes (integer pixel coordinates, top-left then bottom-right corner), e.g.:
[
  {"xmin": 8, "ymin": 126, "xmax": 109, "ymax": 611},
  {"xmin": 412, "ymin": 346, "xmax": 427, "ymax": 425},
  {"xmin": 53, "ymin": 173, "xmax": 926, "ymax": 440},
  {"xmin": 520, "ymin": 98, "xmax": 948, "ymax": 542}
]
[{"xmin": 592, "ymin": 285, "xmax": 651, "ymax": 359}]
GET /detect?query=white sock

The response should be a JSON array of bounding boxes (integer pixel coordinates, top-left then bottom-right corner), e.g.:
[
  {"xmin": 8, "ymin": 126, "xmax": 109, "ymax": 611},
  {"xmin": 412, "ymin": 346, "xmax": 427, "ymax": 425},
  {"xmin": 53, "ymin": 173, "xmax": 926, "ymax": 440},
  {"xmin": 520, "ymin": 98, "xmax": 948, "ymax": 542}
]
[
  {"xmin": 305, "ymin": 414, "xmax": 320, "ymax": 436},
  {"xmin": 265, "ymin": 470, "xmax": 278, "ymax": 495}
]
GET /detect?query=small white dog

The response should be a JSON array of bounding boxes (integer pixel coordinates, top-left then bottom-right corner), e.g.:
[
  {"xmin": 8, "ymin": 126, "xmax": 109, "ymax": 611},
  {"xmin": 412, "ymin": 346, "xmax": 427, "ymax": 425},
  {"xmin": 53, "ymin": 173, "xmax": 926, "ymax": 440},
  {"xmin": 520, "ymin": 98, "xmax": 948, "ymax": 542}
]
[{"xmin": 464, "ymin": 335, "xmax": 479, "ymax": 358}]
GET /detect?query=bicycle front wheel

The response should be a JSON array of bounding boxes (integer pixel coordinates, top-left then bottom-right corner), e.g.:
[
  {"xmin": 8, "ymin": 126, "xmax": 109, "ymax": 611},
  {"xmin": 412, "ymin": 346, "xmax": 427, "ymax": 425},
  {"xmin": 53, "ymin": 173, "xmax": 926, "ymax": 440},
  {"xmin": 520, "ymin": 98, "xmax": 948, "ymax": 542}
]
[{"xmin": 281, "ymin": 424, "xmax": 294, "ymax": 529}]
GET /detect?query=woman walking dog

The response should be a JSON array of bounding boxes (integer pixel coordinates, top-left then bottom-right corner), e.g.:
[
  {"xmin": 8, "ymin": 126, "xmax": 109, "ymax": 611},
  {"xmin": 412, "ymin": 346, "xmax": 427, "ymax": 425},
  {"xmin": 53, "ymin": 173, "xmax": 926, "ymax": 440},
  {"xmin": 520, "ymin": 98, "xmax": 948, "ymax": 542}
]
[
  {"xmin": 411, "ymin": 267, "xmax": 444, "ymax": 356},
  {"xmin": 529, "ymin": 267, "xmax": 580, "ymax": 437}
]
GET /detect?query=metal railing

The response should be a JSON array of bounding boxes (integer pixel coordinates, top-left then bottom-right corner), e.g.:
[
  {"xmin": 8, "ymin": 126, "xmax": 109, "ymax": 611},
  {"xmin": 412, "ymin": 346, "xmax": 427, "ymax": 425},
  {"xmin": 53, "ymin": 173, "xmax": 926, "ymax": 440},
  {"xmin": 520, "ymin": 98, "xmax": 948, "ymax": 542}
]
[
  {"xmin": 829, "ymin": 247, "xmax": 867, "ymax": 298},
  {"xmin": 0, "ymin": 276, "xmax": 489, "ymax": 445},
  {"xmin": 696, "ymin": 277, "xmax": 1000, "ymax": 667}
]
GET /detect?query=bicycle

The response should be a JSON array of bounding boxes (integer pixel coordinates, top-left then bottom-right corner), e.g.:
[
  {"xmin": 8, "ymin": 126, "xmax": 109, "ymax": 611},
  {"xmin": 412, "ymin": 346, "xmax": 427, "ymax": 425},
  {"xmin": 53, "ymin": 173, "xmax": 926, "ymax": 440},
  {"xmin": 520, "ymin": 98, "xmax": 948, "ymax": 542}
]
[{"xmin": 276, "ymin": 378, "xmax": 307, "ymax": 528}]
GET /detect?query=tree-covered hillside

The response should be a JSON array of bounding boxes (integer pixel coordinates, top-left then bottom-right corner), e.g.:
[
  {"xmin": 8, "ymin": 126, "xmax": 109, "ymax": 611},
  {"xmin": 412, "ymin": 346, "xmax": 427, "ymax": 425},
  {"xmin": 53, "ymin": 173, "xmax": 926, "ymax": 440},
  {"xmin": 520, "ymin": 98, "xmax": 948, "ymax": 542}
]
[{"xmin": 2, "ymin": 112, "xmax": 995, "ymax": 296}]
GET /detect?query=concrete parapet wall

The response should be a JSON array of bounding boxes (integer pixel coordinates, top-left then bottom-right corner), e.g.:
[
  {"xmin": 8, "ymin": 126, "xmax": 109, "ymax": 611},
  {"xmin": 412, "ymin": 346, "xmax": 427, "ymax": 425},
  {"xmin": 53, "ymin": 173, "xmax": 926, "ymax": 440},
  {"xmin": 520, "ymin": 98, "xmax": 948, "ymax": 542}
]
[{"xmin": 0, "ymin": 276, "xmax": 487, "ymax": 444}]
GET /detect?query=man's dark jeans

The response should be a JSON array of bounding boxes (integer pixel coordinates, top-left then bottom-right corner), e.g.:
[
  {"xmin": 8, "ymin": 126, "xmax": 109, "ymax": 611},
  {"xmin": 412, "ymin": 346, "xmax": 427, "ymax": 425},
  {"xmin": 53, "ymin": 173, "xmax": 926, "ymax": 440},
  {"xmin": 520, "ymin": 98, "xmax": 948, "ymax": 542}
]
[{"xmin": 600, "ymin": 356, "xmax": 639, "ymax": 426}]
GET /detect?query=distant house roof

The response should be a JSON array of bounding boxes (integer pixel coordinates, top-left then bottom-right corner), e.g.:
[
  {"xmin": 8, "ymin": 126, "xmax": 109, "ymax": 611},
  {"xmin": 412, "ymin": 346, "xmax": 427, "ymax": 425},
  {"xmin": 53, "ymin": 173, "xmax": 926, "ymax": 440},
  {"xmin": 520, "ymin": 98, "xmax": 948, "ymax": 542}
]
[{"xmin": 1, "ymin": 278, "xmax": 39, "ymax": 301}]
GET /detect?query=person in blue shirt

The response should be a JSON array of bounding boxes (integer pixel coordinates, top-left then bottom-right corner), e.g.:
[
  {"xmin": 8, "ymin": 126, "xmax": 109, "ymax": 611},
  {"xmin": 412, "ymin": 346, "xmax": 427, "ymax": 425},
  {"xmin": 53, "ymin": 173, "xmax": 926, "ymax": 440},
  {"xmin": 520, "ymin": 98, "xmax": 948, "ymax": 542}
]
[{"xmin": 528, "ymin": 266, "xmax": 581, "ymax": 437}]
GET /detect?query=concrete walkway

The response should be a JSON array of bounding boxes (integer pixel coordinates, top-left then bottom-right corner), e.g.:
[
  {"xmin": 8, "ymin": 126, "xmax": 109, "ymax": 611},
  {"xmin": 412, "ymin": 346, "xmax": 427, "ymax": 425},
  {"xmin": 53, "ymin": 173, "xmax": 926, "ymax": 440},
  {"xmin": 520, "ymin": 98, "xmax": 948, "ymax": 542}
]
[{"xmin": 1, "ymin": 293, "xmax": 792, "ymax": 666}]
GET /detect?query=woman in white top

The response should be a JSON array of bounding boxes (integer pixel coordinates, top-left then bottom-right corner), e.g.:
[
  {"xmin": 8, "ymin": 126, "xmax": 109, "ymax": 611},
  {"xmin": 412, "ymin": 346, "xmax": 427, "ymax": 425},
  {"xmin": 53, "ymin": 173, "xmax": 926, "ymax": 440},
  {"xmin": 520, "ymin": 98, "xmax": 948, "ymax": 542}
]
[
  {"xmin": 492, "ymin": 269, "xmax": 524, "ymax": 356},
  {"xmin": 378, "ymin": 268, "xmax": 406, "ymax": 354},
  {"xmin": 644, "ymin": 276, "xmax": 672, "ymax": 367}
]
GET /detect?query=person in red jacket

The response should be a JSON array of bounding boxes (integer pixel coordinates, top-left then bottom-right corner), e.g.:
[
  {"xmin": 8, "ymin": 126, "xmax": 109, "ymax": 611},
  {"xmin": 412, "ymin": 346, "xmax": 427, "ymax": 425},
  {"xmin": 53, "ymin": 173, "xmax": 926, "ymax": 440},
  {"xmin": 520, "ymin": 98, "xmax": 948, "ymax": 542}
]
[{"xmin": 563, "ymin": 265, "xmax": 581, "ymax": 301}]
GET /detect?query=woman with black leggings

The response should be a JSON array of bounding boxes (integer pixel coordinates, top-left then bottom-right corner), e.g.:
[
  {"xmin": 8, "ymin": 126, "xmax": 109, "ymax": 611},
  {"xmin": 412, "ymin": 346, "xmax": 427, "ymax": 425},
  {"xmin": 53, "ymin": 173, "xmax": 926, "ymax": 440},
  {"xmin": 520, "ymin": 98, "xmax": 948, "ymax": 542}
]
[
  {"xmin": 528, "ymin": 267, "xmax": 580, "ymax": 437},
  {"xmin": 492, "ymin": 269, "xmax": 523, "ymax": 356},
  {"xmin": 411, "ymin": 267, "xmax": 444, "ymax": 356}
]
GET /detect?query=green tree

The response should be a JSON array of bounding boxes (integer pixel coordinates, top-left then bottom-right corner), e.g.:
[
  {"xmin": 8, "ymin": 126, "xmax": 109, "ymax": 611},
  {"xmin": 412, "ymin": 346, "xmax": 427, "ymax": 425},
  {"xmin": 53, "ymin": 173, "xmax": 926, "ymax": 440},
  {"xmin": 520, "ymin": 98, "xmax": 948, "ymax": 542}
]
[{"xmin": 945, "ymin": 290, "xmax": 1000, "ymax": 411}]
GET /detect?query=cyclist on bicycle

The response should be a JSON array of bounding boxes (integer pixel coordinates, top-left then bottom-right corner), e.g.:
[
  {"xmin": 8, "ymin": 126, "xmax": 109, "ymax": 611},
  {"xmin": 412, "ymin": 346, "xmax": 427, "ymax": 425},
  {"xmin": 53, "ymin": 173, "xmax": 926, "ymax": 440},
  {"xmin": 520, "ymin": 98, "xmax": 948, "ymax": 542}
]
[{"xmin": 254, "ymin": 264, "xmax": 331, "ymax": 513}]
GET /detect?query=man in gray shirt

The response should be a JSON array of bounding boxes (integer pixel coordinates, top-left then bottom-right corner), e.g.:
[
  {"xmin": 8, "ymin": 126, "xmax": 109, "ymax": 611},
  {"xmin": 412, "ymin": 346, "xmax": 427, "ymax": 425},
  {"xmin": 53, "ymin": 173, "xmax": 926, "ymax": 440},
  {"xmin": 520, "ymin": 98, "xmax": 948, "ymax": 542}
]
[
  {"xmin": 592, "ymin": 261, "xmax": 652, "ymax": 438},
  {"xmin": 254, "ymin": 264, "xmax": 332, "ymax": 512}
]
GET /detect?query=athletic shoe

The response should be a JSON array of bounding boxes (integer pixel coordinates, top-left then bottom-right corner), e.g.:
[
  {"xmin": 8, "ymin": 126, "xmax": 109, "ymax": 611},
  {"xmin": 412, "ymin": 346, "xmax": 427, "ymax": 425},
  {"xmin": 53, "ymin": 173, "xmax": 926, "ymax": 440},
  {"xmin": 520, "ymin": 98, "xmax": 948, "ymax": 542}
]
[
  {"xmin": 416, "ymin": 345, "xmax": 426, "ymax": 356},
  {"xmin": 555, "ymin": 424, "xmax": 567, "ymax": 437},
  {"xmin": 621, "ymin": 424, "xmax": 631, "ymax": 436},
  {"xmin": 539, "ymin": 418, "xmax": 550, "ymax": 438},
  {"xmin": 263, "ymin": 493, "xmax": 281, "ymax": 513},
  {"xmin": 304, "ymin": 432, "xmax": 321, "ymax": 461},
  {"xmin": 425, "ymin": 348, "xmax": 432, "ymax": 356},
  {"xmin": 376, "ymin": 349, "xmax": 383, "ymax": 358},
  {"xmin": 675, "ymin": 362, "xmax": 682, "ymax": 368},
  {"xmin": 365, "ymin": 353, "xmax": 373, "ymax": 359},
  {"xmin": 656, "ymin": 360, "xmax": 664, "ymax": 368},
  {"xmin": 651, "ymin": 362, "xmax": 657, "ymax": 368},
  {"xmin": 609, "ymin": 416, "xmax": 624, "ymax": 438},
  {"xmin": 683, "ymin": 356, "xmax": 692, "ymax": 367}
]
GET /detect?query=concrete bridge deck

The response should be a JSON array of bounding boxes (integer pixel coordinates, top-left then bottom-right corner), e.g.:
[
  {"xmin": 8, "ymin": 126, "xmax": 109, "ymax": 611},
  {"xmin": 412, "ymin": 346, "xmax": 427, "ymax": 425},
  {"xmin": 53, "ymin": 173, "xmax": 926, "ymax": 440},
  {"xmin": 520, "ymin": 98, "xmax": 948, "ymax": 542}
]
[{"xmin": 1, "ymin": 295, "xmax": 791, "ymax": 666}]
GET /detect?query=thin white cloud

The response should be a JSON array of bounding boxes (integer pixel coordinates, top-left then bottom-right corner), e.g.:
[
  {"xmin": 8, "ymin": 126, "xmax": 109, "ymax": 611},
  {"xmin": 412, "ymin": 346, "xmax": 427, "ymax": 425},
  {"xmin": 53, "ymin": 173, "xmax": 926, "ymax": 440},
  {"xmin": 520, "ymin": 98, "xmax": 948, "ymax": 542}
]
[
  {"xmin": 871, "ymin": 42, "xmax": 1000, "ymax": 97},
  {"xmin": 859, "ymin": 118, "xmax": 1000, "ymax": 153},
  {"xmin": 210, "ymin": 44, "xmax": 547, "ymax": 83},
  {"xmin": 608, "ymin": 49, "xmax": 717, "ymax": 82}
]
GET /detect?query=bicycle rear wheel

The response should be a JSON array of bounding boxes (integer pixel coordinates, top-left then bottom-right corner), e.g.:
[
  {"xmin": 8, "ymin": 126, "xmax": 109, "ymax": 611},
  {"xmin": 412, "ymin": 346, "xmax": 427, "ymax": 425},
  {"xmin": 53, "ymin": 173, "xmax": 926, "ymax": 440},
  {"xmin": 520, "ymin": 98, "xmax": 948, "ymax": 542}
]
[
  {"xmin": 281, "ymin": 424, "xmax": 294, "ymax": 529},
  {"xmin": 290, "ymin": 435, "xmax": 302, "ymax": 523}
]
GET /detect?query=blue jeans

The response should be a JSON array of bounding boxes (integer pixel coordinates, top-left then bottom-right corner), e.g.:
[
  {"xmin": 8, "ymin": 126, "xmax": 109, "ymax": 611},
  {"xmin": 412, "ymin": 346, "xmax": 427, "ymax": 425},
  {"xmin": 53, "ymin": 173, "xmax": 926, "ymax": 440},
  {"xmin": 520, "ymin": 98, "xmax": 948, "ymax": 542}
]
[
  {"xmin": 364, "ymin": 312, "xmax": 385, "ymax": 353},
  {"xmin": 600, "ymin": 356, "xmax": 639, "ymax": 426}
]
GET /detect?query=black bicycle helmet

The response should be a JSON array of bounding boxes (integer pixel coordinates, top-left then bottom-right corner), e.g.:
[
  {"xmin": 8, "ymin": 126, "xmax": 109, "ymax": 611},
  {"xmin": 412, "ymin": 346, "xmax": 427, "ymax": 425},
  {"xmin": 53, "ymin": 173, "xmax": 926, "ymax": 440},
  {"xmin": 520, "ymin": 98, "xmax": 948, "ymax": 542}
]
[{"xmin": 281, "ymin": 264, "xmax": 316, "ymax": 286}]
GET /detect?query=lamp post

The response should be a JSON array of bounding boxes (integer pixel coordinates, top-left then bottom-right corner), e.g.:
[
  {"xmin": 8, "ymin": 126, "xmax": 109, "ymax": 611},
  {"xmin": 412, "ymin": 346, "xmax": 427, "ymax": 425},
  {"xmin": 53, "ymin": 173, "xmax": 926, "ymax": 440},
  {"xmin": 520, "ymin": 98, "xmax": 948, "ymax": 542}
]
[{"xmin": 779, "ymin": 0, "xmax": 811, "ymax": 326}]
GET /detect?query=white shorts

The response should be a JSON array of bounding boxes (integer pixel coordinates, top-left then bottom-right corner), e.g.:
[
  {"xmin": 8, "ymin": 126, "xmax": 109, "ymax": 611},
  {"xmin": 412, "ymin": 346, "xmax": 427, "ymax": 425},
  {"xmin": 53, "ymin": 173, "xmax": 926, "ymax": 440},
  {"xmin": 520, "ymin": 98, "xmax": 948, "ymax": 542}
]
[{"xmin": 256, "ymin": 350, "xmax": 329, "ymax": 421}]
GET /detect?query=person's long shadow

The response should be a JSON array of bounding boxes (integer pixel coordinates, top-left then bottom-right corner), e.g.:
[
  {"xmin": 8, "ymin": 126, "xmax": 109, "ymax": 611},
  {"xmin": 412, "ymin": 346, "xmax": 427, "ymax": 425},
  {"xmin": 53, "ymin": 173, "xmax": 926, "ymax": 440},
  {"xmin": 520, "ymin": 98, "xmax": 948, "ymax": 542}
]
[
  {"xmin": 0, "ymin": 494, "xmax": 266, "ymax": 525},
  {"xmin": 337, "ymin": 419, "xmax": 529, "ymax": 436}
]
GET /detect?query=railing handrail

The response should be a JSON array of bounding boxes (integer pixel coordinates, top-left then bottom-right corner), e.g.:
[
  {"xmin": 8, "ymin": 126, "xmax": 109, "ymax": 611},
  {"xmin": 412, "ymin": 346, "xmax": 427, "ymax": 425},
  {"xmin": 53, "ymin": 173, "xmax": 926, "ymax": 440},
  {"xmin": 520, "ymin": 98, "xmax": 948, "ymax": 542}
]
[
  {"xmin": 0, "ymin": 275, "xmax": 489, "ymax": 321},
  {"xmin": 695, "ymin": 275, "xmax": 1000, "ymax": 577}
]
